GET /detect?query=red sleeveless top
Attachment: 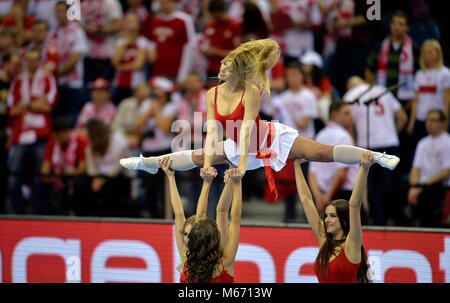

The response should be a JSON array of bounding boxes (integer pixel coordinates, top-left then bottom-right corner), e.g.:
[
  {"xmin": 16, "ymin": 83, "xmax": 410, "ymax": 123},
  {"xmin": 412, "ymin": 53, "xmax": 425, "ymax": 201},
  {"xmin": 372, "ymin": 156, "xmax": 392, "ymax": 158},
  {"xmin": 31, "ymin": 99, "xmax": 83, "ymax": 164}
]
[
  {"xmin": 180, "ymin": 259, "xmax": 234, "ymax": 283},
  {"xmin": 214, "ymin": 86, "xmax": 267, "ymax": 153},
  {"xmin": 214, "ymin": 85, "xmax": 279, "ymax": 200},
  {"xmin": 314, "ymin": 248, "xmax": 361, "ymax": 283}
]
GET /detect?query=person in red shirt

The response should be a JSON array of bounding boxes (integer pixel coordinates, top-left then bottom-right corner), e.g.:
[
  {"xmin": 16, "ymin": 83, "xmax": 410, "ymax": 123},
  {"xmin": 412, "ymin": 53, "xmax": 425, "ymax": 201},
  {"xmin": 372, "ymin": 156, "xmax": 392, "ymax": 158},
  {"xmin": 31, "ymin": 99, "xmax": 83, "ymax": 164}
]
[
  {"xmin": 36, "ymin": 118, "xmax": 88, "ymax": 215},
  {"xmin": 159, "ymin": 156, "xmax": 241, "ymax": 283},
  {"xmin": 202, "ymin": 0, "xmax": 241, "ymax": 82},
  {"xmin": 7, "ymin": 47, "xmax": 58, "ymax": 214},
  {"xmin": 21, "ymin": 20, "xmax": 59, "ymax": 75},
  {"xmin": 294, "ymin": 152, "xmax": 373, "ymax": 283},
  {"xmin": 111, "ymin": 12, "xmax": 152, "ymax": 105},
  {"xmin": 1, "ymin": 0, "xmax": 36, "ymax": 46},
  {"xmin": 149, "ymin": 0, "xmax": 196, "ymax": 85}
]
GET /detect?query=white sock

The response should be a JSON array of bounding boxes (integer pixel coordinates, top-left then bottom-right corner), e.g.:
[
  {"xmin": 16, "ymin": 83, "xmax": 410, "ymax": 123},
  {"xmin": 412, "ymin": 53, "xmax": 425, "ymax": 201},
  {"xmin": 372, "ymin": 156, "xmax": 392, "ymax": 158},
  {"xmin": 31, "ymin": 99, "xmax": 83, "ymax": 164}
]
[
  {"xmin": 143, "ymin": 150, "xmax": 198, "ymax": 171},
  {"xmin": 333, "ymin": 145, "xmax": 381, "ymax": 165}
]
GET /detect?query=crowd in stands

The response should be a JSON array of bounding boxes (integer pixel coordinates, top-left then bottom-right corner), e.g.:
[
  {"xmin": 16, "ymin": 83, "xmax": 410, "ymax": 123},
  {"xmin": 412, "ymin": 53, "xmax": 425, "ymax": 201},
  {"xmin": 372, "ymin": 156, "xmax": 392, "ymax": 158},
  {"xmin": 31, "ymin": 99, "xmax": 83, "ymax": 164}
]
[{"xmin": 0, "ymin": 0, "xmax": 449, "ymax": 228}]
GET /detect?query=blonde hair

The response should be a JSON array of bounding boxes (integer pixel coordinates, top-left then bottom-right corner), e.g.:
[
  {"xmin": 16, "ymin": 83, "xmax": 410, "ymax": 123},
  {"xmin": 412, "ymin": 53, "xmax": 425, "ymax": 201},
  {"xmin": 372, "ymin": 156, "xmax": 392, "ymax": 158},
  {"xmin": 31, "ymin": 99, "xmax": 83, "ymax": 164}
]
[
  {"xmin": 420, "ymin": 39, "xmax": 444, "ymax": 70},
  {"xmin": 222, "ymin": 38, "xmax": 280, "ymax": 96}
]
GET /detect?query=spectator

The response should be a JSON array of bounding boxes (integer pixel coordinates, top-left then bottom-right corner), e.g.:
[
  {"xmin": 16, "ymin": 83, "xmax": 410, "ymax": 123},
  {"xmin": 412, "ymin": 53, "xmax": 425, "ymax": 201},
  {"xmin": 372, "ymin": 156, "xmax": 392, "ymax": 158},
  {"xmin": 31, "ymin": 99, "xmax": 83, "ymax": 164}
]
[
  {"xmin": 267, "ymin": 0, "xmax": 293, "ymax": 56},
  {"xmin": 29, "ymin": 0, "xmax": 59, "ymax": 30},
  {"xmin": 366, "ymin": 10, "xmax": 419, "ymax": 105},
  {"xmin": 328, "ymin": 0, "xmax": 371, "ymax": 96},
  {"xmin": 135, "ymin": 76, "xmax": 179, "ymax": 218},
  {"xmin": 407, "ymin": 39, "xmax": 450, "ymax": 142},
  {"xmin": 176, "ymin": 72, "xmax": 207, "ymax": 150},
  {"xmin": 343, "ymin": 76, "xmax": 408, "ymax": 225},
  {"xmin": 124, "ymin": 0, "xmax": 152, "ymax": 37},
  {"xmin": 275, "ymin": 0, "xmax": 322, "ymax": 63},
  {"xmin": 308, "ymin": 101, "xmax": 359, "ymax": 213},
  {"xmin": 384, "ymin": 109, "xmax": 450, "ymax": 227},
  {"xmin": 300, "ymin": 50, "xmax": 333, "ymax": 124},
  {"xmin": 227, "ymin": 0, "xmax": 271, "ymax": 25},
  {"xmin": 111, "ymin": 12, "xmax": 154, "ymax": 105},
  {"xmin": 407, "ymin": 109, "xmax": 450, "ymax": 227},
  {"xmin": 76, "ymin": 78, "xmax": 117, "ymax": 132},
  {"xmin": 241, "ymin": 2, "xmax": 268, "ymax": 41},
  {"xmin": 148, "ymin": 0, "xmax": 196, "ymax": 85},
  {"xmin": 365, "ymin": 10, "xmax": 421, "ymax": 182},
  {"xmin": 0, "ymin": 30, "xmax": 16, "ymax": 61},
  {"xmin": 1, "ymin": 0, "xmax": 36, "ymax": 46},
  {"xmin": 49, "ymin": 1, "xmax": 88, "ymax": 126},
  {"xmin": 36, "ymin": 118, "xmax": 88, "ymax": 215},
  {"xmin": 111, "ymin": 82, "xmax": 152, "ymax": 148},
  {"xmin": 82, "ymin": 118, "xmax": 135, "ymax": 217},
  {"xmin": 81, "ymin": 0, "xmax": 123, "ymax": 83},
  {"xmin": 260, "ymin": 55, "xmax": 286, "ymax": 121},
  {"xmin": 409, "ymin": 0, "xmax": 440, "ymax": 48},
  {"xmin": 0, "ymin": 52, "xmax": 21, "ymax": 213},
  {"xmin": 202, "ymin": 0, "xmax": 241, "ymax": 81},
  {"xmin": 273, "ymin": 61, "xmax": 318, "ymax": 140},
  {"xmin": 21, "ymin": 20, "xmax": 59, "ymax": 74},
  {"xmin": 272, "ymin": 61, "xmax": 318, "ymax": 221},
  {"xmin": 7, "ymin": 48, "xmax": 58, "ymax": 214}
]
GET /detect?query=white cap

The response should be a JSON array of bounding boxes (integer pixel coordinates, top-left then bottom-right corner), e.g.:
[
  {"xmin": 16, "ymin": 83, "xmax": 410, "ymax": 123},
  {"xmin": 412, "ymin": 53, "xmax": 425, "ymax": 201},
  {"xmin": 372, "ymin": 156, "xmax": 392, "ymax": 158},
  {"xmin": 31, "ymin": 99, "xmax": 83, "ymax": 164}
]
[
  {"xmin": 299, "ymin": 51, "xmax": 323, "ymax": 69},
  {"xmin": 149, "ymin": 77, "xmax": 175, "ymax": 93}
]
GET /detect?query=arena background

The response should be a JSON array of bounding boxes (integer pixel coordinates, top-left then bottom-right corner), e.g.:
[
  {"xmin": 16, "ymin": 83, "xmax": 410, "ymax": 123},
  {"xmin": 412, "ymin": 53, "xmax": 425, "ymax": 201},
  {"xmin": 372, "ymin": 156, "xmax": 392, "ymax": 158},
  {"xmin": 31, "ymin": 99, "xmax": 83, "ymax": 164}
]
[{"xmin": 0, "ymin": 216, "xmax": 449, "ymax": 283}]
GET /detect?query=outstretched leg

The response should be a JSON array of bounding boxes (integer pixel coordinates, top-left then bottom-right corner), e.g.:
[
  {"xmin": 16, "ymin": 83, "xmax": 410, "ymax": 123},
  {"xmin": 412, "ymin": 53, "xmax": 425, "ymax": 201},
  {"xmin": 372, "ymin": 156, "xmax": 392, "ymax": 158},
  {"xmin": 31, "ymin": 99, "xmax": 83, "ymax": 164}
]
[
  {"xmin": 288, "ymin": 135, "xmax": 400, "ymax": 170},
  {"xmin": 120, "ymin": 142, "xmax": 228, "ymax": 174}
]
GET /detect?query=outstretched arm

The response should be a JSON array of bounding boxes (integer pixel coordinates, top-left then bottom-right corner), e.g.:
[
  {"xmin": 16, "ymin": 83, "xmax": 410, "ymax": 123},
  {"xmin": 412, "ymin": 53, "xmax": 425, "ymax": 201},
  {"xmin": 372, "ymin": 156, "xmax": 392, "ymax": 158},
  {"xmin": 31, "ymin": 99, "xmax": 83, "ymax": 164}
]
[
  {"xmin": 159, "ymin": 157, "xmax": 186, "ymax": 258},
  {"xmin": 294, "ymin": 159, "xmax": 326, "ymax": 246},
  {"xmin": 347, "ymin": 151, "xmax": 373, "ymax": 254},
  {"xmin": 195, "ymin": 167, "xmax": 217, "ymax": 222},
  {"xmin": 222, "ymin": 168, "xmax": 243, "ymax": 272}
]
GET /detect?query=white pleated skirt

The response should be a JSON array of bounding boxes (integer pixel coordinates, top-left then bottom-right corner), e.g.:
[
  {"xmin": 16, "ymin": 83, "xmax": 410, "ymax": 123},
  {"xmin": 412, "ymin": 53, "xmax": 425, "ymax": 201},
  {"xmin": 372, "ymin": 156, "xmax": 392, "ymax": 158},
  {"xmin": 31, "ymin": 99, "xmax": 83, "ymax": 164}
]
[{"xmin": 223, "ymin": 122, "xmax": 299, "ymax": 172}]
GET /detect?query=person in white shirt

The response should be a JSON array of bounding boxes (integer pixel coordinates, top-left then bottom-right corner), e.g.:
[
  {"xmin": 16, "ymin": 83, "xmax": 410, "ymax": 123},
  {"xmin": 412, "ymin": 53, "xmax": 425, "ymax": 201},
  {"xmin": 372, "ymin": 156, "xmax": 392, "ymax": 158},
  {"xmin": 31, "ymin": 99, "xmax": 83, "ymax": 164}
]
[
  {"xmin": 308, "ymin": 101, "xmax": 359, "ymax": 213},
  {"xmin": 408, "ymin": 109, "xmax": 450, "ymax": 227},
  {"xmin": 273, "ymin": 61, "xmax": 318, "ymax": 139},
  {"xmin": 135, "ymin": 76, "xmax": 180, "ymax": 218},
  {"xmin": 343, "ymin": 76, "xmax": 408, "ymax": 225},
  {"xmin": 82, "ymin": 118, "xmax": 136, "ymax": 217},
  {"xmin": 407, "ymin": 39, "xmax": 450, "ymax": 142}
]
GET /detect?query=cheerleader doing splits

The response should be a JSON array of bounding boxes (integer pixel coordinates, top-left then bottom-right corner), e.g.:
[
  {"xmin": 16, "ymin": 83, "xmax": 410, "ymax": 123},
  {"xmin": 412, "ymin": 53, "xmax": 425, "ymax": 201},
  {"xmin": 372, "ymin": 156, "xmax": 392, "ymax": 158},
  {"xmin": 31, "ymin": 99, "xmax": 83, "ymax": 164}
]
[
  {"xmin": 159, "ymin": 156, "xmax": 242, "ymax": 283},
  {"xmin": 120, "ymin": 39, "xmax": 400, "ymax": 186}
]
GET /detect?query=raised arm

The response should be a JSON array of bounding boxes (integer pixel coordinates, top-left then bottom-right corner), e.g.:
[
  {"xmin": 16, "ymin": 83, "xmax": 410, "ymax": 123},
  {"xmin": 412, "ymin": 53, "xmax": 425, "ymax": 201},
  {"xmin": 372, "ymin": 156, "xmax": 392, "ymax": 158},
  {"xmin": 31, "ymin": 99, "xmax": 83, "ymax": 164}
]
[
  {"xmin": 238, "ymin": 84, "xmax": 261, "ymax": 174},
  {"xmin": 203, "ymin": 88, "xmax": 219, "ymax": 169},
  {"xmin": 195, "ymin": 167, "xmax": 217, "ymax": 222},
  {"xmin": 346, "ymin": 151, "xmax": 373, "ymax": 256},
  {"xmin": 294, "ymin": 159, "xmax": 326, "ymax": 246},
  {"xmin": 216, "ymin": 164, "xmax": 235, "ymax": 248},
  {"xmin": 159, "ymin": 157, "xmax": 186, "ymax": 258},
  {"xmin": 222, "ymin": 168, "xmax": 243, "ymax": 273}
]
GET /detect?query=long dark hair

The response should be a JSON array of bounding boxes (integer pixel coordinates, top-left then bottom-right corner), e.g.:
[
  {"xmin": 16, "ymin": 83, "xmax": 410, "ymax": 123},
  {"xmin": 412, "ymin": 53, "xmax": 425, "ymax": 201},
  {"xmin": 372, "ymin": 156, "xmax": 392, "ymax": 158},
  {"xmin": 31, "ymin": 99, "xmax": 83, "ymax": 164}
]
[
  {"xmin": 86, "ymin": 119, "xmax": 110, "ymax": 157},
  {"xmin": 184, "ymin": 218, "xmax": 222, "ymax": 283},
  {"xmin": 316, "ymin": 199, "xmax": 371, "ymax": 283}
]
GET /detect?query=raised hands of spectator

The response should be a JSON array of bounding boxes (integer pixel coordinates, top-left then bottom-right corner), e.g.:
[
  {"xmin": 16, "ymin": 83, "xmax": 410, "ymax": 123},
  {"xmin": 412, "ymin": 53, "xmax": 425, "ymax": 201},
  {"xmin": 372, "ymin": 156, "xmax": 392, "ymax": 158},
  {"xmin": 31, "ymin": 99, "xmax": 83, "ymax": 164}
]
[{"xmin": 200, "ymin": 166, "xmax": 218, "ymax": 182}]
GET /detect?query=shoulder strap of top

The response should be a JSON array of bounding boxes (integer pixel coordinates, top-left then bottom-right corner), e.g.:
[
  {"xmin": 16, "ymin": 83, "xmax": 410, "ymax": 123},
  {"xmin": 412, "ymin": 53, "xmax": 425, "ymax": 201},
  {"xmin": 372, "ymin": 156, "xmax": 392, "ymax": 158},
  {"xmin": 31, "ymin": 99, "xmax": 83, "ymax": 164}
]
[{"xmin": 214, "ymin": 86, "xmax": 218, "ymax": 109}]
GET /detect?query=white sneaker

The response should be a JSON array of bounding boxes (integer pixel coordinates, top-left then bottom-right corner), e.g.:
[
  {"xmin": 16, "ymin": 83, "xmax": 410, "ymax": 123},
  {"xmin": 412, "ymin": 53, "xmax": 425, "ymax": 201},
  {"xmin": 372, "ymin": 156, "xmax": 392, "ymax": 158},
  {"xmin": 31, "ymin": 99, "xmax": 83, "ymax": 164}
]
[
  {"xmin": 373, "ymin": 152, "xmax": 400, "ymax": 170},
  {"xmin": 119, "ymin": 154, "xmax": 158, "ymax": 174}
]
